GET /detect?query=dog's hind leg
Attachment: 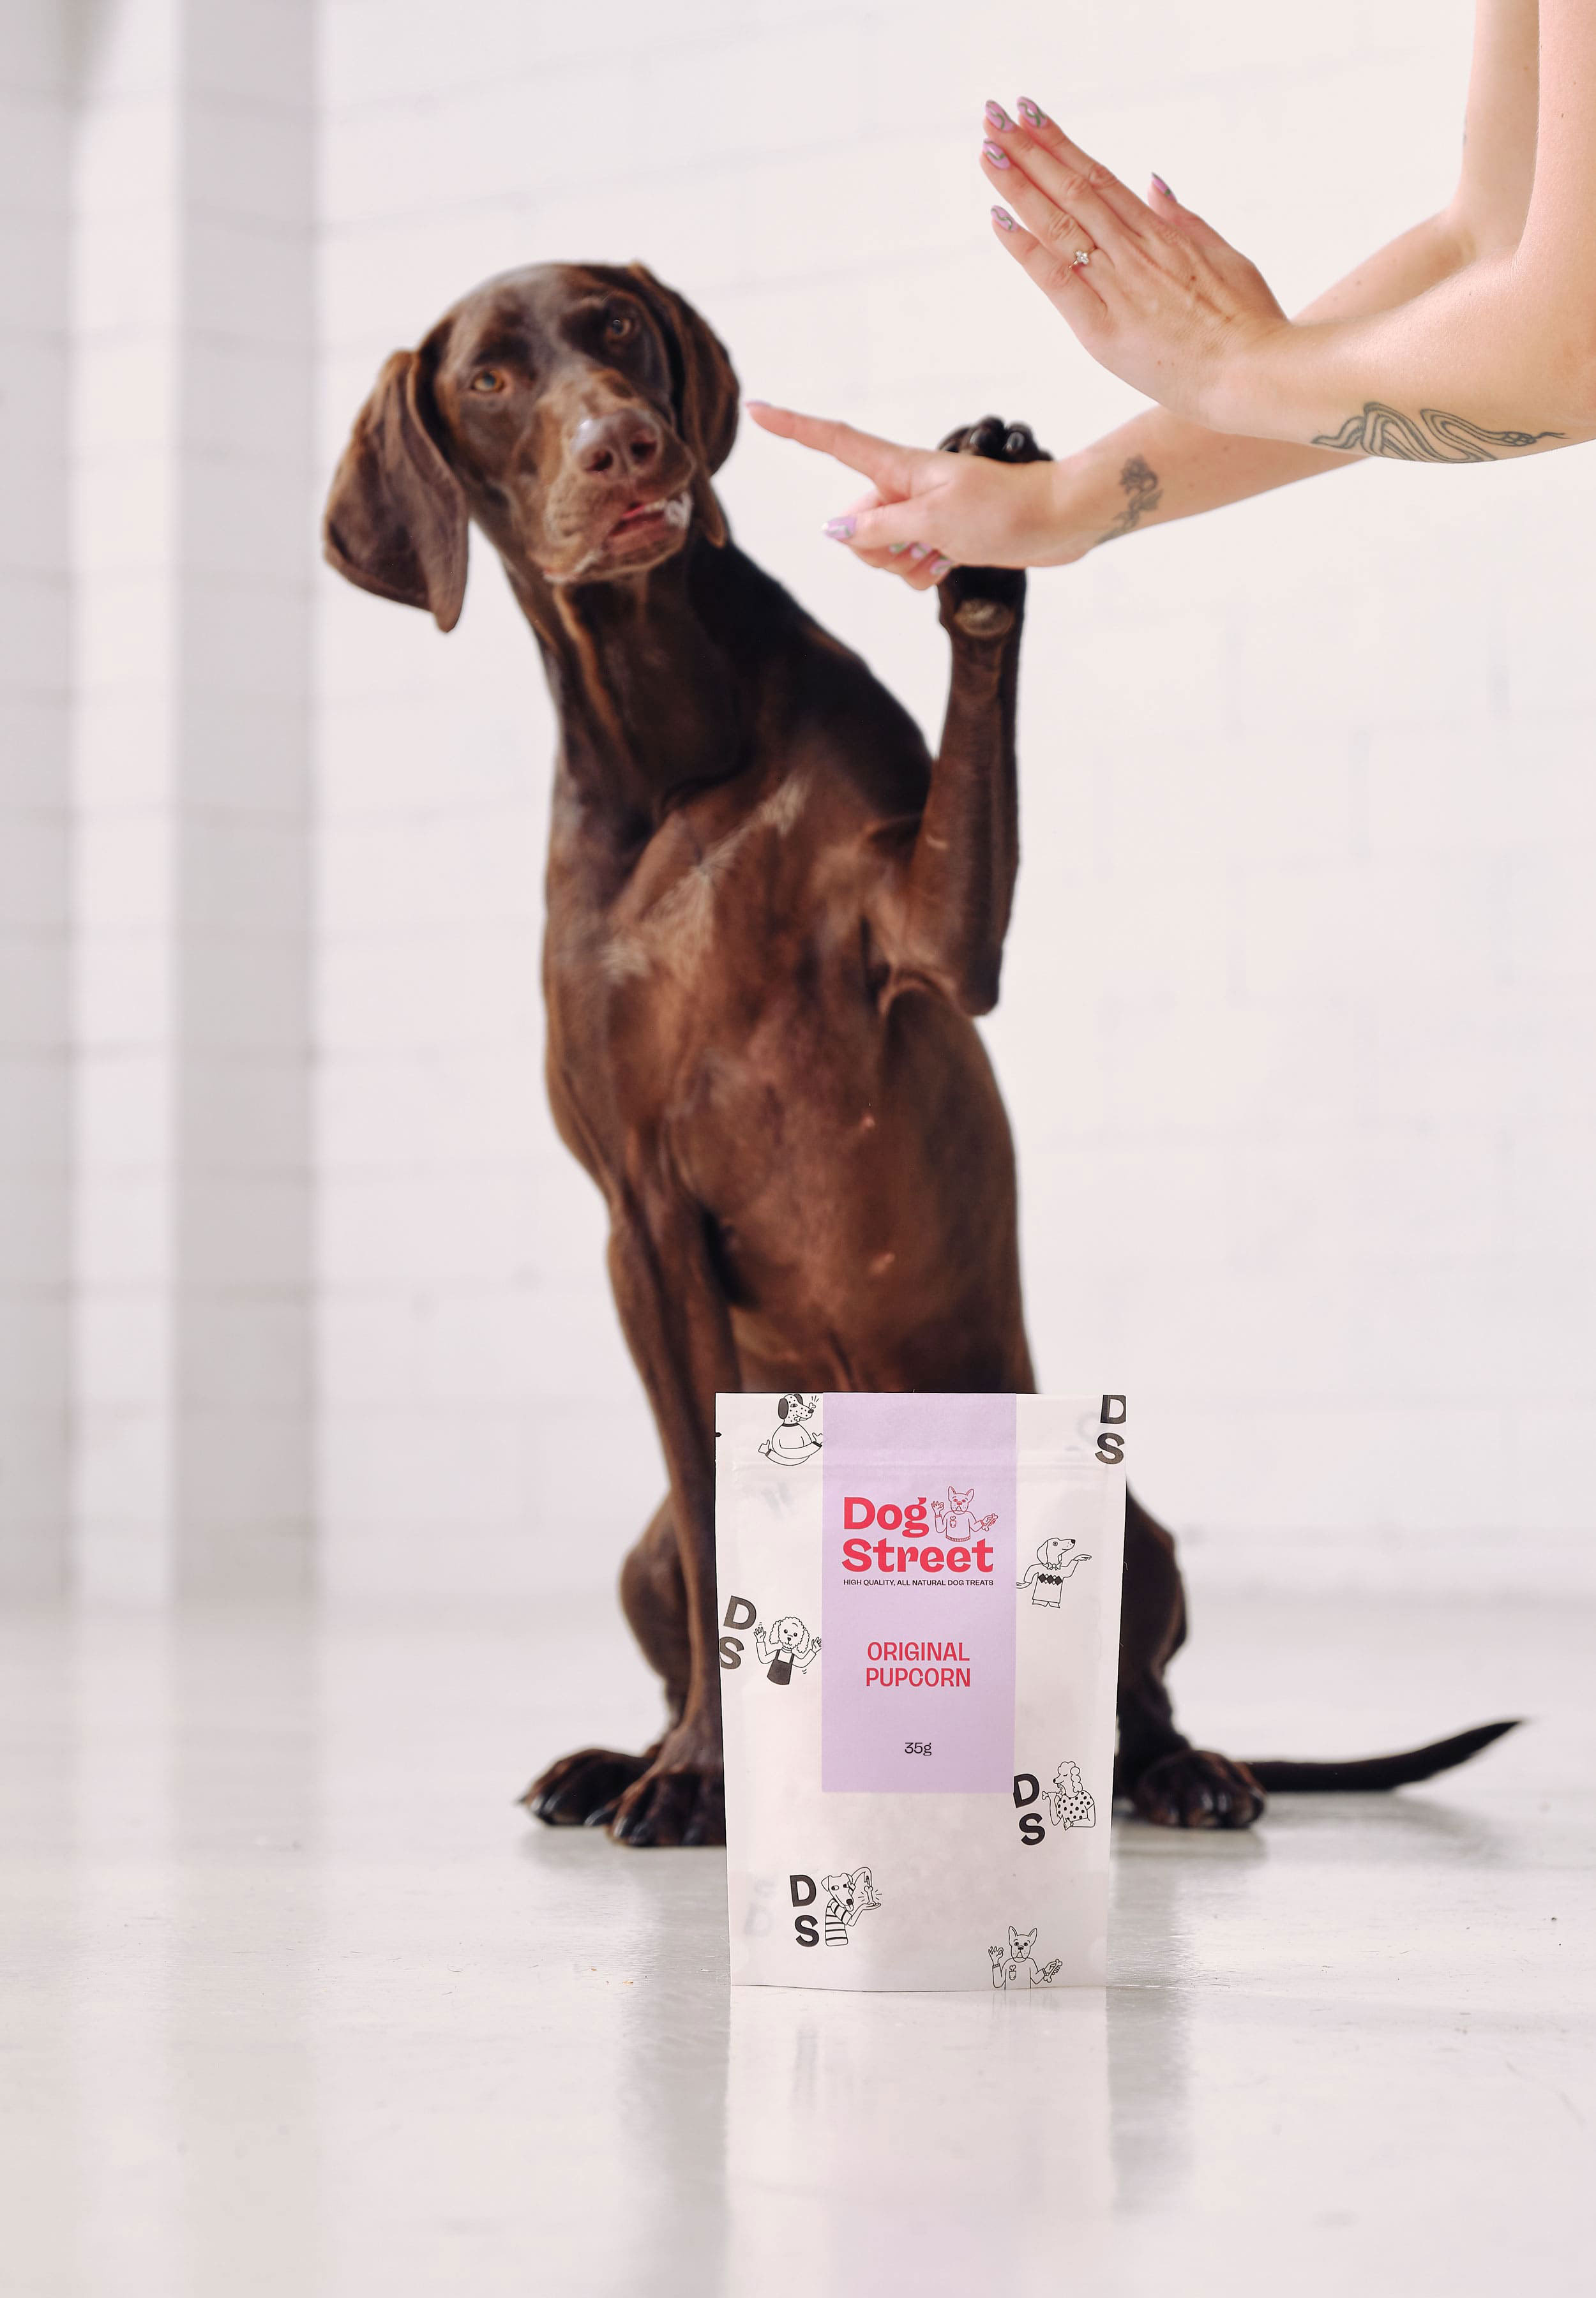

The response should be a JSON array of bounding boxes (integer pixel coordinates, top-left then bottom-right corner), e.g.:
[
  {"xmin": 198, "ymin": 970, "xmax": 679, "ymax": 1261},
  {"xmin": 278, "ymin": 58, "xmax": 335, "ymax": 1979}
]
[
  {"xmin": 520, "ymin": 1499, "xmax": 689, "ymax": 1828},
  {"xmin": 1115, "ymin": 1491, "xmax": 1267, "ymax": 1829}
]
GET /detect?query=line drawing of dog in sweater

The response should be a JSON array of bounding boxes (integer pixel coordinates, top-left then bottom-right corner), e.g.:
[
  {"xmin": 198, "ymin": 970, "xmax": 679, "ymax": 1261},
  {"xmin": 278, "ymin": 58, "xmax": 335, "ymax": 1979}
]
[
  {"xmin": 821, "ymin": 1866, "xmax": 881, "ymax": 1946},
  {"xmin": 930, "ymin": 1487, "xmax": 998, "ymax": 1543},
  {"xmin": 1044, "ymin": 1758, "xmax": 1096, "ymax": 1829},
  {"xmin": 759, "ymin": 1392, "xmax": 822, "ymax": 1464},
  {"xmin": 989, "ymin": 1925, "xmax": 1062, "ymax": 1989},
  {"xmin": 1017, "ymin": 1536, "xmax": 1091, "ymax": 1607},
  {"xmin": 752, "ymin": 1615, "xmax": 820, "ymax": 1686}
]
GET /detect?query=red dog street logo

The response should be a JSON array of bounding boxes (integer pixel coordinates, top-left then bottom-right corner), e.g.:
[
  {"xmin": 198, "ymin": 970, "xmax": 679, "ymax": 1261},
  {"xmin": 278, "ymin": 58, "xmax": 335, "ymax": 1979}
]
[{"xmin": 840, "ymin": 1486, "xmax": 998, "ymax": 1577}]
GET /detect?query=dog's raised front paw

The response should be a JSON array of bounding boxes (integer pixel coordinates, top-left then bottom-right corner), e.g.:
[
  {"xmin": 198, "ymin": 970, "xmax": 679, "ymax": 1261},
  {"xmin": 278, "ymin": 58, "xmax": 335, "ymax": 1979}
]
[
  {"xmin": 608, "ymin": 1761, "xmax": 726, "ymax": 1849},
  {"xmin": 1131, "ymin": 1749, "xmax": 1266, "ymax": 1831},
  {"xmin": 520, "ymin": 1745, "xmax": 652, "ymax": 1828},
  {"xmin": 937, "ymin": 414, "xmax": 1051, "ymax": 468},
  {"xmin": 935, "ymin": 414, "xmax": 1051, "ymax": 637}
]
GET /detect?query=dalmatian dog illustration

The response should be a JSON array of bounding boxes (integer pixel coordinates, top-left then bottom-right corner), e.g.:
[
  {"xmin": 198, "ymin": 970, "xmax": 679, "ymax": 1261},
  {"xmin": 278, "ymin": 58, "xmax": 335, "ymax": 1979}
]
[
  {"xmin": 821, "ymin": 1866, "xmax": 882, "ymax": 1946},
  {"xmin": 1017, "ymin": 1536, "xmax": 1092, "ymax": 1607},
  {"xmin": 1044, "ymin": 1758, "xmax": 1095, "ymax": 1829},
  {"xmin": 760, "ymin": 1392, "xmax": 822, "ymax": 1464},
  {"xmin": 989, "ymin": 1925, "xmax": 1062, "ymax": 1989},
  {"xmin": 752, "ymin": 1615, "xmax": 820, "ymax": 1687}
]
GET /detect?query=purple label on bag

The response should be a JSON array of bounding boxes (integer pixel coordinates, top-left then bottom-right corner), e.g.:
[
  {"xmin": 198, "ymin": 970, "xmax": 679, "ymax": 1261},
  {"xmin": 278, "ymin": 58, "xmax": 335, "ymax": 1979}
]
[{"xmin": 822, "ymin": 1393, "xmax": 1017, "ymax": 1793}]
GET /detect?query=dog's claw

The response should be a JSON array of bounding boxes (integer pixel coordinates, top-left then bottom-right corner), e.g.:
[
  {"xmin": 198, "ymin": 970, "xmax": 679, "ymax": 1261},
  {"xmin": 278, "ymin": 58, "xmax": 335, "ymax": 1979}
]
[
  {"xmin": 608, "ymin": 1765, "xmax": 725, "ymax": 1849},
  {"xmin": 1132, "ymin": 1749, "xmax": 1266, "ymax": 1831},
  {"xmin": 522, "ymin": 1746, "xmax": 652, "ymax": 1828}
]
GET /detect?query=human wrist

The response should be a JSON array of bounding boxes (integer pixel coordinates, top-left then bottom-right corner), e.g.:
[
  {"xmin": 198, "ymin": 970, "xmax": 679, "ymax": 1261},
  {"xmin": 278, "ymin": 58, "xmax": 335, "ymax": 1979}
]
[
  {"xmin": 1196, "ymin": 317, "xmax": 1307, "ymax": 440},
  {"xmin": 1028, "ymin": 450, "xmax": 1114, "ymax": 564}
]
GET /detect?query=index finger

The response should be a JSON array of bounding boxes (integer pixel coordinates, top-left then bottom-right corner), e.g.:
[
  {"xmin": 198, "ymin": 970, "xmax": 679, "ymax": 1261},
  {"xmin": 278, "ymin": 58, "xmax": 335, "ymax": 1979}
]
[{"xmin": 742, "ymin": 403, "xmax": 924, "ymax": 497}]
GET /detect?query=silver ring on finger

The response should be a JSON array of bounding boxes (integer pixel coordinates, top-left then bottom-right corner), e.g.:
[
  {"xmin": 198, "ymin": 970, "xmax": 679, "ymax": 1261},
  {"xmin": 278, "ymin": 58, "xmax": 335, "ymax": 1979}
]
[{"xmin": 1072, "ymin": 247, "xmax": 1092, "ymax": 267}]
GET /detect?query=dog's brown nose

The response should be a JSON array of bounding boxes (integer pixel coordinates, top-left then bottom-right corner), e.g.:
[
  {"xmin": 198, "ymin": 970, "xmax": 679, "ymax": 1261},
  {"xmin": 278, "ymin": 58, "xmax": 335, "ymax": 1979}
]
[{"xmin": 571, "ymin": 410, "xmax": 662, "ymax": 479}]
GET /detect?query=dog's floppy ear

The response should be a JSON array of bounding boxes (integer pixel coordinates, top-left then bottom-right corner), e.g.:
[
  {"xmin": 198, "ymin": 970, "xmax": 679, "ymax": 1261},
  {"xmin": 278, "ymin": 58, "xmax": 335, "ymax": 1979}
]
[
  {"xmin": 323, "ymin": 349, "xmax": 467, "ymax": 632},
  {"xmin": 625, "ymin": 263, "xmax": 739, "ymax": 548}
]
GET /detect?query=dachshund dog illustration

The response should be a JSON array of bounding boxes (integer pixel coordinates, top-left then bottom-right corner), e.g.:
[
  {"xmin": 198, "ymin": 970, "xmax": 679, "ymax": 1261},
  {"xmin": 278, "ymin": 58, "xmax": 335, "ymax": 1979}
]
[{"xmin": 1018, "ymin": 1536, "xmax": 1091, "ymax": 1609}]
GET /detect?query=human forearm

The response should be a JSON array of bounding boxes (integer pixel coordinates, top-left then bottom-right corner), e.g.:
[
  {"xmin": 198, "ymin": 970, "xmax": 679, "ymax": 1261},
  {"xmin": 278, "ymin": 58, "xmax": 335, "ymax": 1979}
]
[
  {"xmin": 1211, "ymin": 253, "xmax": 1596, "ymax": 454},
  {"xmin": 1047, "ymin": 213, "xmax": 1477, "ymax": 555}
]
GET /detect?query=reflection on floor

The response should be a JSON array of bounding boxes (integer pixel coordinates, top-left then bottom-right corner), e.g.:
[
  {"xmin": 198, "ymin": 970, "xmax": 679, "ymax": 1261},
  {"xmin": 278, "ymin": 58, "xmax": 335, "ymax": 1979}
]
[{"xmin": 3, "ymin": 1589, "xmax": 1587, "ymax": 2297}]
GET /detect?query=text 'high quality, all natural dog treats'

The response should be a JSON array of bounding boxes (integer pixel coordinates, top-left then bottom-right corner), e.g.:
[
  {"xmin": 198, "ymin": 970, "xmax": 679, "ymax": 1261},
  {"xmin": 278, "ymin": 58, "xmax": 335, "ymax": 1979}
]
[{"xmin": 716, "ymin": 1393, "xmax": 1126, "ymax": 1992}]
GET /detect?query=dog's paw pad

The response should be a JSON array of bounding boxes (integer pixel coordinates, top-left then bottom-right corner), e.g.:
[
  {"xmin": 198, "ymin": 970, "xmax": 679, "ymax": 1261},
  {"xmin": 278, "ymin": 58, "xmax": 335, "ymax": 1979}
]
[{"xmin": 953, "ymin": 597, "xmax": 1016, "ymax": 639}]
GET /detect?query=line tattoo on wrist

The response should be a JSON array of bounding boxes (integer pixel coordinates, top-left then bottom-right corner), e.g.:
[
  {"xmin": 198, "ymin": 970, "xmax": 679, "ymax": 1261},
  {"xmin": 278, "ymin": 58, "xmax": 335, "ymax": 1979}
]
[
  {"xmin": 1098, "ymin": 455, "xmax": 1163, "ymax": 543},
  {"xmin": 1311, "ymin": 403, "xmax": 1564, "ymax": 462}
]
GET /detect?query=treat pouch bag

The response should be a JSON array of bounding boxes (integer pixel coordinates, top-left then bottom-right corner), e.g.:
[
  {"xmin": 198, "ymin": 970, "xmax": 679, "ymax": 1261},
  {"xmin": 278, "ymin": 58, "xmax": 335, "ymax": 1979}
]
[{"xmin": 716, "ymin": 1392, "xmax": 1126, "ymax": 1992}]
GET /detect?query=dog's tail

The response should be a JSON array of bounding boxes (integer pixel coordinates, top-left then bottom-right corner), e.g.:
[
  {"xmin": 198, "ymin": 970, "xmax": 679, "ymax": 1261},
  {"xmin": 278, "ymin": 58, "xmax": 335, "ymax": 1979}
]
[{"xmin": 1245, "ymin": 1718, "xmax": 1521, "ymax": 1794}]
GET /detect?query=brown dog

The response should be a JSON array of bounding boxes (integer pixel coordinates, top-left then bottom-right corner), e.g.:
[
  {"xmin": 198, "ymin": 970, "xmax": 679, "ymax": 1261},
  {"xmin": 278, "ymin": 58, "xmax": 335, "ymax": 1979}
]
[{"xmin": 325, "ymin": 262, "xmax": 1515, "ymax": 1844}]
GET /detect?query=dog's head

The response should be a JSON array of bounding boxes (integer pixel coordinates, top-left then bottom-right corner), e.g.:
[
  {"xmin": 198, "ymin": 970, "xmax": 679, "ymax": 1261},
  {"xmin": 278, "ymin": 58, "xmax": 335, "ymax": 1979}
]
[
  {"xmin": 823, "ymin": 1870, "xmax": 871, "ymax": 1919},
  {"xmin": 1007, "ymin": 1924, "xmax": 1037, "ymax": 1957},
  {"xmin": 1037, "ymin": 1537, "xmax": 1075, "ymax": 1568},
  {"xmin": 776, "ymin": 1392, "xmax": 817, "ymax": 1425},
  {"xmin": 324, "ymin": 262, "xmax": 740, "ymax": 627},
  {"xmin": 769, "ymin": 1616, "xmax": 808, "ymax": 1655}
]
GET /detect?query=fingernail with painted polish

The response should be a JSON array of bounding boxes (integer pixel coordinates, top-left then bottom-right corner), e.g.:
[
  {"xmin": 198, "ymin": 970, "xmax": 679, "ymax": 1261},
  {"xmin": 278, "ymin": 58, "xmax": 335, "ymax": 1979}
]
[
  {"xmin": 1150, "ymin": 174, "xmax": 1174, "ymax": 199},
  {"xmin": 743, "ymin": 398, "xmax": 772, "ymax": 409},
  {"xmin": 929, "ymin": 557, "xmax": 952, "ymax": 578},
  {"xmin": 907, "ymin": 543, "xmax": 931, "ymax": 561},
  {"xmin": 887, "ymin": 544, "xmax": 909, "ymax": 556},
  {"xmin": 824, "ymin": 516, "xmax": 855, "ymax": 541},
  {"xmin": 992, "ymin": 205, "xmax": 1018, "ymax": 232},
  {"xmin": 982, "ymin": 140, "xmax": 1011, "ymax": 170},
  {"xmin": 1018, "ymin": 98, "xmax": 1048, "ymax": 128},
  {"xmin": 984, "ymin": 101, "xmax": 1015, "ymax": 131}
]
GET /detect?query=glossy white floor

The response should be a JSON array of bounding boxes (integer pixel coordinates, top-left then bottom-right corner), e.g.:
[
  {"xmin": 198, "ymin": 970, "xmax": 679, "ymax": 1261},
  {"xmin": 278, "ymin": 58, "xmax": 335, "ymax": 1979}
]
[{"xmin": 3, "ymin": 1588, "xmax": 1588, "ymax": 2298}]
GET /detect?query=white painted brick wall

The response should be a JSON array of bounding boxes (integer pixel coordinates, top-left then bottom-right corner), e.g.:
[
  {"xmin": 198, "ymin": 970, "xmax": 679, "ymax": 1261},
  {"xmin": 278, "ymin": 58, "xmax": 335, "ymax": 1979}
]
[
  {"xmin": 312, "ymin": 0, "xmax": 1595, "ymax": 1600},
  {"xmin": 70, "ymin": 0, "xmax": 315, "ymax": 1600},
  {"xmin": 0, "ymin": 3, "xmax": 72, "ymax": 1594}
]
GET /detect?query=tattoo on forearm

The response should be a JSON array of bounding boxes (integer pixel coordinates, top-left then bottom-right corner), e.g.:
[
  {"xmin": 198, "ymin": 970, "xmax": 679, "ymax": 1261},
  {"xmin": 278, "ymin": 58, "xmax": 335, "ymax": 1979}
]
[
  {"xmin": 1312, "ymin": 403, "xmax": 1564, "ymax": 462},
  {"xmin": 1099, "ymin": 455, "xmax": 1163, "ymax": 542}
]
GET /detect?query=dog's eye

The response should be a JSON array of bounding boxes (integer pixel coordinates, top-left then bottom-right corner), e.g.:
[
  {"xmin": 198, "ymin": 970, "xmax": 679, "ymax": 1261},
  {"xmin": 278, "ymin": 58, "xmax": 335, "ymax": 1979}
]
[
  {"xmin": 470, "ymin": 368, "xmax": 507, "ymax": 394},
  {"xmin": 605, "ymin": 310, "xmax": 635, "ymax": 342}
]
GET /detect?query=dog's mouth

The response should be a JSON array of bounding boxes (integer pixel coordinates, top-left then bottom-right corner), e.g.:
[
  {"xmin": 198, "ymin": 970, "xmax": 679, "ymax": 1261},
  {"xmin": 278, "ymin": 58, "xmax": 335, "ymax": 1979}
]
[
  {"xmin": 606, "ymin": 490, "xmax": 692, "ymax": 550},
  {"xmin": 542, "ymin": 488, "xmax": 694, "ymax": 587}
]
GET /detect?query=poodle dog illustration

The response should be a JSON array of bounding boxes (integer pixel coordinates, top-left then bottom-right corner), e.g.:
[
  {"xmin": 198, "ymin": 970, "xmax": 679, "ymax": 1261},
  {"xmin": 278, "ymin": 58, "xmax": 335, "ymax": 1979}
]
[
  {"xmin": 1044, "ymin": 1759, "xmax": 1096, "ymax": 1829},
  {"xmin": 1017, "ymin": 1536, "xmax": 1092, "ymax": 1607},
  {"xmin": 760, "ymin": 1392, "xmax": 822, "ymax": 1465},
  {"xmin": 821, "ymin": 1866, "xmax": 882, "ymax": 1946},
  {"xmin": 752, "ymin": 1615, "xmax": 820, "ymax": 1686},
  {"xmin": 989, "ymin": 1925, "xmax": 1062, "ymax": 1990}
]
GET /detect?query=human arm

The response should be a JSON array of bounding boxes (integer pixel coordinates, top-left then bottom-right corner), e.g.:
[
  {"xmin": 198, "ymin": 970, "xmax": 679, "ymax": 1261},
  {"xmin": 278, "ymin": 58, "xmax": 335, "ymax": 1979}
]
[
  {"xmin": 745, "ymin": 0, "xmax": 1563, "ymax": 576},
  {"xmin": 749, "ymin": 206, "xmax": 1483, "ymax": 573},
  {"xmin": 982, "ymin": 0, "xmax": 1596, "ymax": 456}
]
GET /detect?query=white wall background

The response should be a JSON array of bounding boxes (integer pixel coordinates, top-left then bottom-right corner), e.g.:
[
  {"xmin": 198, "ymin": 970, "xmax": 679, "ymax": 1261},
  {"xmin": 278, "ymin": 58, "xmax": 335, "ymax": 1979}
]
[
  {"xmin": 5, "ymin": 0, "xmax": 1593, "ymax": 1602},
  {"xmin": 1, "ymin": 2, "xmax": 72, "ymax": 1595},
  {"xmin": 317, "ymin": 0, "xmax": 1596, "ymax": 1600}
]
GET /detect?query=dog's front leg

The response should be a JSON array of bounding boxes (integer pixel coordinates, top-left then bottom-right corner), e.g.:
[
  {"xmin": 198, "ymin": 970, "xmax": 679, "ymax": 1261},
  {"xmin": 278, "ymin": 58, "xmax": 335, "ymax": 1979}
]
[
  {"xmin": 601, "ymin": 1179, "xmax": 740, "ymax": 1847},
  {"xmin": 870, "ymin": 419, "xmax": 1045, "ymax": 1016}
]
